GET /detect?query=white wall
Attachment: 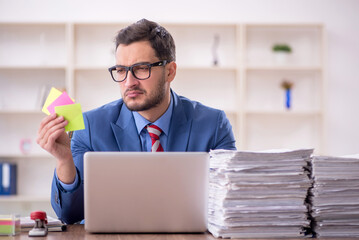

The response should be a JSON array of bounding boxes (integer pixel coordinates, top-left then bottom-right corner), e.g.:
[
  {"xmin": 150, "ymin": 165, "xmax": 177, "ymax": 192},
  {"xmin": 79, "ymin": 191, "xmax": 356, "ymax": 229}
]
[{"xmin": 1, "ymin": 0, "xmax": 358, "ymax": 156}]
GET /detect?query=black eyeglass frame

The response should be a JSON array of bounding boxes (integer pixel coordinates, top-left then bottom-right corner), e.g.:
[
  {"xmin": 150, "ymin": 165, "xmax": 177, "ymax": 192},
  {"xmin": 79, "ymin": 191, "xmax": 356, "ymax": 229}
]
[{"xmin": 108, "ymin": 60, "xmax": 168, "ymax": 82}]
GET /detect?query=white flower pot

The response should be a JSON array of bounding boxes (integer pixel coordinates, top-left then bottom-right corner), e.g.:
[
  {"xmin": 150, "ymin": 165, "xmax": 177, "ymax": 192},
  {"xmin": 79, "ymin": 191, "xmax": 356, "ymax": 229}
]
[{"xmin": 273, "ymin": 51, "xmax": 290, "ymax": 65}]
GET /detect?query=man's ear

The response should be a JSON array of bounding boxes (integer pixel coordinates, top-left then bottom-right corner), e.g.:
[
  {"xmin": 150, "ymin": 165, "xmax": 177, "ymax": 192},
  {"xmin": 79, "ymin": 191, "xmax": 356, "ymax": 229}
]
[{"xmin": 166, "ymin": 62, "xmax": 177, "ymax": 83}]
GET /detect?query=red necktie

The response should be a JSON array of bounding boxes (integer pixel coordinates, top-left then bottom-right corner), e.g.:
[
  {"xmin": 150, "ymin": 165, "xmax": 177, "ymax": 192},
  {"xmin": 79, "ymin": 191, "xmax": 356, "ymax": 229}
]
[{"xmin": 146, "ymin": 125, "xmax": 164, "ymax": 152}]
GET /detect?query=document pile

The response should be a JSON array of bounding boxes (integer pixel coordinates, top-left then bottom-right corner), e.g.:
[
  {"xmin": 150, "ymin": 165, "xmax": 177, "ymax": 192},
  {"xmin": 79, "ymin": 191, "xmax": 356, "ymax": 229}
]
[
  {"xmin": 208, "ymin": 149, "xmax": 313, "ymax": 238},
  {"xmin": 311, "ymin": 155, "xmax": 359, "ymax": 238},
  {"xmin": 20, "ymin": 215, "xmax": 66, "ymax": 232}
]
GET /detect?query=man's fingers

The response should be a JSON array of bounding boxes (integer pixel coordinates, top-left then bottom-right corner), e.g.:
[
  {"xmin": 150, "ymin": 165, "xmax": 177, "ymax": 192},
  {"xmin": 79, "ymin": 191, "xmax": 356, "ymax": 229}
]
[
  {"xmin": 37, "ymin": 117, "xmax": 68, "ymax": 149},
  {"xmin": 37, "ymin": 115, "xmax": 62, "ymax": 143},
  {"xmin": 47, "ymin": 123, "xmax": 68, "ymax": 145},
  {"xmin": 38, "ymin": 115, "xmax": 65, "ymax": 141},
  {"xmin": 44, "ymin": 128, "xmax": 66, "ymax": 150},
  {"xmin": 42, "ymin": 120, "xmax": 68, "ymax": 144},
  {"xmin": 36, "ymin": 114, "xmax": 72, "ymax": 162},
  {"xmin": 38, "ymin": 113, "xmax": 57, "ymax": 135}
]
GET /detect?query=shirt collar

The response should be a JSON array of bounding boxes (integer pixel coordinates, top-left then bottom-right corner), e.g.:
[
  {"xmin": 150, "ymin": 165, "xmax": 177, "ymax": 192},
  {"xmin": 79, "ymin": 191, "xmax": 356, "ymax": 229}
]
[{"xmin": 132, "ymin": 96, "xmax": 173, "ymax": 136}]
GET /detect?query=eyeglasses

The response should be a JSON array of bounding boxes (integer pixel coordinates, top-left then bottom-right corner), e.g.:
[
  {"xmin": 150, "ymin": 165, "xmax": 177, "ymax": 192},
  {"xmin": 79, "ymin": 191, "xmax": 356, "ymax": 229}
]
[{"xmin": 108, "ymin": 60, "xmax": 168, "ymax": 82}]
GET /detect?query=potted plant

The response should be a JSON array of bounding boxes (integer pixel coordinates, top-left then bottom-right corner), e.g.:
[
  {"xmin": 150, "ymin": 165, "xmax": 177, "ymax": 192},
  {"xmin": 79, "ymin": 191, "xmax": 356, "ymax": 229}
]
[{"xmin": 272, "ymin": 43, "xmax": 292, "ymax": 64}]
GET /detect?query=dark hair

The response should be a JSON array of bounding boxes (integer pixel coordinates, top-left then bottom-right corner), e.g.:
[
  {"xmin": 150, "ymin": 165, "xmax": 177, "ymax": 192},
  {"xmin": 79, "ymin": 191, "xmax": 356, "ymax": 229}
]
[{"xmin": 115, "ymin": 19, "xmax": 176, "ymax": 62}]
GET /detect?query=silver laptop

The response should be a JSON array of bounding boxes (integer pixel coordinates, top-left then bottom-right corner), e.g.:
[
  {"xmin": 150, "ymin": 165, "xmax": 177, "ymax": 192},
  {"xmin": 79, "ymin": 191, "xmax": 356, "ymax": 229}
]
[{"xmin": 84, "ymin": 152, "xmax": 209, "ymax": 233}]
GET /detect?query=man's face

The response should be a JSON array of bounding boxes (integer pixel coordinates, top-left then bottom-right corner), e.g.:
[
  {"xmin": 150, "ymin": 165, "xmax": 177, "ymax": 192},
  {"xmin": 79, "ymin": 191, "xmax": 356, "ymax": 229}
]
[{"xmin": 115, "ymin": 41, "xmax": 169, "ymax": 112}]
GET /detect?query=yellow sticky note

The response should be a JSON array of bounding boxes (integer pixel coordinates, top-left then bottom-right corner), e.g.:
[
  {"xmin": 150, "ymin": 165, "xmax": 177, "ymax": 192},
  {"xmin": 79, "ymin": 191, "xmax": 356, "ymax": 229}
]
[
  {"xmin": 42, "ymin": 87, "xmax": 63, "ymax": 115},
  {"xmin": 55, "ymin": 103, "xmax": 85, "ymax": 132}
]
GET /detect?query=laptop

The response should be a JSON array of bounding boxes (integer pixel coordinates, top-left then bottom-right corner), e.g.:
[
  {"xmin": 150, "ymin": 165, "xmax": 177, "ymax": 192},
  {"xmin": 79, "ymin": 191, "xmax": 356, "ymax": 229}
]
[{"xmin": 83, "ymin": 151, "xmax": 209, "ymax": 233}]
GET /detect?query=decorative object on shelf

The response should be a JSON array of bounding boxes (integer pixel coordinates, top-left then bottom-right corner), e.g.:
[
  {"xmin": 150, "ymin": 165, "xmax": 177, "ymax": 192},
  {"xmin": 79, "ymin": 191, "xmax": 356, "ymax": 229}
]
[
  {"xmin": 212, "ymin": 34, "xmax": 220, "ymax": 66},
  {"xmin": 20, "ymin": 138, "xmax": 32, "ymax": 155},
  {"xmin": 272, "ymin": 43, "xmax": 292, "ymax": 64},
  {"xmin": 0, "ymin": 162, "xmax": 17, "ymax": 195},
  {"xmin": 281, "ymin": 80, "xmax": 294, "ymax": 110}
]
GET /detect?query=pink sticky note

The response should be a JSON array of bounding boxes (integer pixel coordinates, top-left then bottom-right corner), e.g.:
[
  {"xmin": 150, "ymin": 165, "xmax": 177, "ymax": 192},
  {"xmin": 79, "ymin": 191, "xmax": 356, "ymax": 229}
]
[{"xmin": 47, "ymin": 92, "xmax": 75, "ymax": 115}]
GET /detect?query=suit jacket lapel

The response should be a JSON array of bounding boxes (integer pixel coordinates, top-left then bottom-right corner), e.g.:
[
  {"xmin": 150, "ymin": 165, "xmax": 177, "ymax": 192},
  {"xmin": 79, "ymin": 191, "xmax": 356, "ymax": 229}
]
[
  {"xmin": 111, "ymin": 104, "xmax": 142, "ymax": 151},
  {"xmin": 167, "ymin": 91, "xmax": 193, "ymax": 151}
]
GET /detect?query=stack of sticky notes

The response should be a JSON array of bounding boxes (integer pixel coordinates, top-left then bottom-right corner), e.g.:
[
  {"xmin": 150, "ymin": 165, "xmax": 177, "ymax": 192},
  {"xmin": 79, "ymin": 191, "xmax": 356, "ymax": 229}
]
[
  {"xmin": 42, "ymin": 87, "xmax": 85, "ymax": 131},
  {"xmin": 0, "ymin": 214, "xmax": 20, "ymax": 236}
]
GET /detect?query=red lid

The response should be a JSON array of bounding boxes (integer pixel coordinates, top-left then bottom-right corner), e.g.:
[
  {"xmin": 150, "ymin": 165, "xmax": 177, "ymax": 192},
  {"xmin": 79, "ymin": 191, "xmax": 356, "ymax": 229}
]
[{"xmin": 30, "ymin": 211, "xmax": 47, "ymax": 223}]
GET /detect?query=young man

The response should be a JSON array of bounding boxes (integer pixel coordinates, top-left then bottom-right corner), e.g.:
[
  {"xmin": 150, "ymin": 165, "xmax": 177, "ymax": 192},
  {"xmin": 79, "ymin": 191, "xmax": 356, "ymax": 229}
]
[{"xmin": 37, "ymin": 19, "xmax": 236, "ymax": 224}]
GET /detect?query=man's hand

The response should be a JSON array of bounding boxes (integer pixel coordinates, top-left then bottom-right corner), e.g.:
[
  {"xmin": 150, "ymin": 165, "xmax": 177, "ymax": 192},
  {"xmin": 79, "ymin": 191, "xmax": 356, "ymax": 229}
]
[{"xmin": 37, "ymin": 113, "xmax": 76, "ymax": 184}]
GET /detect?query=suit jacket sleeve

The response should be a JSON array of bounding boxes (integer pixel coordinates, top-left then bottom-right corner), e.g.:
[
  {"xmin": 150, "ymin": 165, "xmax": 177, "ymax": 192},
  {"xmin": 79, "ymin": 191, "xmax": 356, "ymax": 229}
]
[
  {"xmin": 213, "ymin": 110, "xmax": 237, "ymax": 150},
  {"xmin": 51, "ymin": 113, "xmax": 92, "ymax": 224}
]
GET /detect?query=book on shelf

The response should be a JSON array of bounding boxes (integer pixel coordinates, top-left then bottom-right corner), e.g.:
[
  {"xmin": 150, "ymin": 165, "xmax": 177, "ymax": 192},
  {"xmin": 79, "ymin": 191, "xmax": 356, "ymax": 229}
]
[{"xmin": 0, "ymin": 162, "xmax": 17, "ymax": 195}]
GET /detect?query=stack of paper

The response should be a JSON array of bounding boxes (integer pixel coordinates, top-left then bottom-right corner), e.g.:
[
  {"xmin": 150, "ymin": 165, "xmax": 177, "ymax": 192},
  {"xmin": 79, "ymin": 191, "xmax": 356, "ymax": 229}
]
[
  {"xmin": 208, "ymin": 149, "xmax": 313, "ymax": 238},
  {"xmin": 20, "ymin": 216, "xmax": 66, "ymax": 232},
  {"xmin": 311, "ymin": 155, "xmax": 359, "ymax": 238}
]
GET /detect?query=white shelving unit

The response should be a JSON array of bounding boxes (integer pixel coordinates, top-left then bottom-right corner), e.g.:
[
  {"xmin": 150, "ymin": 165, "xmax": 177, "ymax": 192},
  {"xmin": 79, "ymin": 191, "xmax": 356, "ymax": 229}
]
[
  {"xmin": 0, "ymin": 23, "xmax": 67, "ymax": 217},
  {"xmin": 0, "ymin": 22, "xmax": 325, "ymax": 216},
  {"xmin": 240, "ymin": 24, "xmax": 325, "ymax": 152}
]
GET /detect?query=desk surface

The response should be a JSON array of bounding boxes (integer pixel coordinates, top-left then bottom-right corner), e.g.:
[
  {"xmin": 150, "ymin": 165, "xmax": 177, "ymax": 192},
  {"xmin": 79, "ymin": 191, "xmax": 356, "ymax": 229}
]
[{"xmin": 7, "ymin": 225, "xmax": 359, "ymax": 240}]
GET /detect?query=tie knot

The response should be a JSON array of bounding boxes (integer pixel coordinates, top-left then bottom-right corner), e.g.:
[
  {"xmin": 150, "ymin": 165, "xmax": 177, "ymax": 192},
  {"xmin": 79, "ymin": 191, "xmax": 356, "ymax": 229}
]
[{"xmin": 146, "ymin": 124, "xmax": 162, "ymax": 140}]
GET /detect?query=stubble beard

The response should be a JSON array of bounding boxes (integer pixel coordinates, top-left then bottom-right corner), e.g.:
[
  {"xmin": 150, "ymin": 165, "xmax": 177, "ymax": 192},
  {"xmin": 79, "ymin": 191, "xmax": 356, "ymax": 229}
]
[{"xmin": 123, "ymin": 75, "xmax": 167, "ymax": 112}]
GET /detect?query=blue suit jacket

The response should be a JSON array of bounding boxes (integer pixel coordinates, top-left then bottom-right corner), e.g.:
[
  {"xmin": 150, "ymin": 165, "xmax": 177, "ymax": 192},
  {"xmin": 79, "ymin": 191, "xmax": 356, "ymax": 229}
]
[{"xmin": 51, "ymin": 90, "xmax": 236, "ymax": 224}]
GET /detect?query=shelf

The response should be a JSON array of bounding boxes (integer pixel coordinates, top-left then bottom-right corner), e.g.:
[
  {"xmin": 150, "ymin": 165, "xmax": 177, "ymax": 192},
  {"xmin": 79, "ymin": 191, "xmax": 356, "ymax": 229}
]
[
  {"xmin": 0, "ymin": 153, "xmax": 52, "ymax": 159},
  {"xmin": 74, "ymin": 24, "xmax": 126, "ymax": 67},
  {"xmin": 0, "ymin": 109, "xmax": 43, "ymax": 115},
  {"xmin": 172, "ymin": 67, "xmax": 238, "ymax": 112},
  {"xmin": 163, "ymin": 22, "xmax": 238, "ymax": 28},
  {"xmin": 0, "ymin": 22, "xmax": 66, "ymax": 26},
  {"xmin": 165, "ymin": 24, "xmax": 238, "ymax": 68},
  {"xmin": 0, "ymin": 65, "xmax": 66, "ymax": 70},
  {"xmin": 245, "ymin": 110, "xmax": 322, "ymax": 116},
  {"xmin": 0, "ymin": 69, "xmax": 66, "ymax": 111},
  {"xmin": 245, "ymin": 23, "xmax": 324, "ymax": 28},
  {"xmin": 75, "ymin": 64, "xmax": 238, "ymax": 72},
  {"xmin": 0, "ymin": 195, "xmax": 50, "ymax": 203},
  {"xmin": 245, "ymin": 66, "xmax": 322, "ymax": 71},
  {"xmin": 177, "ymin": 66, "xmax": 237, "ymax": 71},
  {"xmin": 245, "ymin": 24, "xmax": 323, "ymax": 67},
  {"xmin": 75, "ymin": 66, "xmax": 110, "ymax": 71},
  {"xmin": 245, "ymin": 69, "xmax": 322, "ymax": 112},
  {"xmin": 0, "ymin": 24, "xmax": 67, "ymax": 67},
  {"xmin": 244, "ymin": 113, "xmax": 321, "ymax": 152}
]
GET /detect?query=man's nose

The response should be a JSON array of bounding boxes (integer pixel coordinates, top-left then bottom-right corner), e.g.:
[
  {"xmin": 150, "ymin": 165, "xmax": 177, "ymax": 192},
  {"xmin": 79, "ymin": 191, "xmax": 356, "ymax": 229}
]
[{"xmin": 124, "ymin": 70, "xmax": 139, "ymax": 87}]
